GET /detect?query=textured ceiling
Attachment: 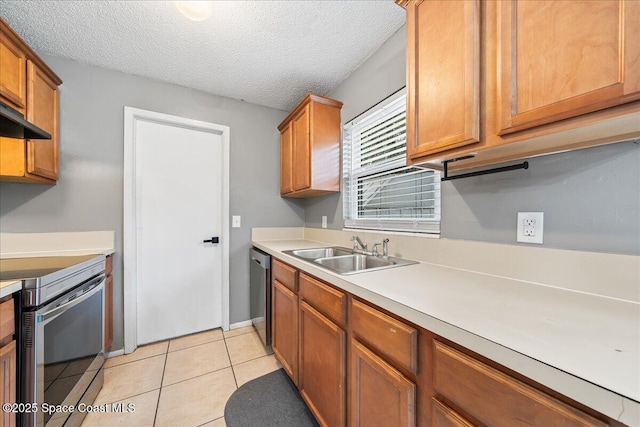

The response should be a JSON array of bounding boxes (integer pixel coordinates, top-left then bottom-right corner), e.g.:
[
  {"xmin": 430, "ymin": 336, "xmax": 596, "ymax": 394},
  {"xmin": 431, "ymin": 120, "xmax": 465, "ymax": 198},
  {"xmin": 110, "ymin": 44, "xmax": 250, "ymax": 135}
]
[{"xmin": 0, "ymin": 1, "xmax": 405, "ymax": 111}]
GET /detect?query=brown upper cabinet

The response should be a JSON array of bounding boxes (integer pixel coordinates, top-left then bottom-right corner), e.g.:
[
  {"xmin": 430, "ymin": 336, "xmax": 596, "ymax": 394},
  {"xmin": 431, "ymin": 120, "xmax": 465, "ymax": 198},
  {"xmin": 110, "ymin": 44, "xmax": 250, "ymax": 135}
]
[
  {"xmin": 405, "ymin": 0, "xmax": 480, "ymax": 161},
  {"xmin": 497, "ymin": 0, "xmax": 640, "ymax": 135},
  {"xmin": 278, "ymin": 94, "xmax": 343, "ymax": 197},
  {"xmin": 399, "ymin": 0, "xmax": 640, "ymax": 171},
  {"xmin": 0, "ymin": 18, "xmax": 62, "ymax": 184}
]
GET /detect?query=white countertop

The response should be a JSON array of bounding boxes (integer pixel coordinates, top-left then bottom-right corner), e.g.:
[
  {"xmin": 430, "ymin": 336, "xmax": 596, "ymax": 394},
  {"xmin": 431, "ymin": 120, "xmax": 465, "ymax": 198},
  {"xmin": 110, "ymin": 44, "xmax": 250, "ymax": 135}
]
[
  {"xmin": 0, "ymin": 280, "xmax": 21, "ymax": 299},
  {"xmin": 253, "ymin": 238, "xmax": 640, "ymax": 426}
]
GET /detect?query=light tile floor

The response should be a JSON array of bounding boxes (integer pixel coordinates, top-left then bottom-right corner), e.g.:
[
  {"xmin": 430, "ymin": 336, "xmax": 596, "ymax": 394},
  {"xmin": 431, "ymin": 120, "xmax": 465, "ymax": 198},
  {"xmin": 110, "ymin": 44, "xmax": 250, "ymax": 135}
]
[{"xmin": 81, "ymin": 326, "xmax": 281, "ymax": 427}]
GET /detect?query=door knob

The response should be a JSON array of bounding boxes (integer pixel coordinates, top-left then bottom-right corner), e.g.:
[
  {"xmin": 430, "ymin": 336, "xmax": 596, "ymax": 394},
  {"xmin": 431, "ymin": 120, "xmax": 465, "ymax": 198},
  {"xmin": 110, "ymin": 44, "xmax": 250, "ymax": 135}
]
[{"xmin": 203, "ymin": 237, "xmax": 219, "ymax": 244}]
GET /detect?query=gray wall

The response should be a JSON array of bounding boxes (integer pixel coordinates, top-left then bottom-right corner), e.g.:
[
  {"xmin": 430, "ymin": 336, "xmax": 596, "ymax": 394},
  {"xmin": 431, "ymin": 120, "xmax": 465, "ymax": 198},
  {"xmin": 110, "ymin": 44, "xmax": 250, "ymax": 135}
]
[
  {"xmin": 441, "ymin": 142, "xmax": 640, "ymax": 255},
  {"xmin": 0, "ymin": 55, "xmax": 304, "ymax": 351},
  {"xmin": 304, "ymin": 25, "xmax": 407, "ymax": 230},
  {"xmin": 304, "ymin": 25, "xmax": 640, "ymax": 256}
]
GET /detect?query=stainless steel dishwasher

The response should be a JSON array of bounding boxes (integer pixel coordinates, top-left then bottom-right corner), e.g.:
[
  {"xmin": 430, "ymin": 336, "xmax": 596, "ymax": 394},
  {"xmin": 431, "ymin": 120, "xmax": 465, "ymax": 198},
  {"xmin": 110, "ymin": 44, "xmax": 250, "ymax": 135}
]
[{"xmin": 250, "ymin": 247, "xmax": 271, "ymax": 348}]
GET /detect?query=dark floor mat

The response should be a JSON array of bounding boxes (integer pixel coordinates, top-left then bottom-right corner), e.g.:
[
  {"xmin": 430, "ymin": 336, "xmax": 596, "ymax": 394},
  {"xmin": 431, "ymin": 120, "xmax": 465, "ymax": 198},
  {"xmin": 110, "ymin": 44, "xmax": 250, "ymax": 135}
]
[{"xmin": 224, "ymin": 368, "xmax": 319, "ymax": 427}]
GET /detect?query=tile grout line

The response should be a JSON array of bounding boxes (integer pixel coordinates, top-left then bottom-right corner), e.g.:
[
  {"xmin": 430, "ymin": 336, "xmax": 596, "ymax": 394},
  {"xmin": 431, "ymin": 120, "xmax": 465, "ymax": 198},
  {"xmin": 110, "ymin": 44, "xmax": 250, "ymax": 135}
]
[
  {"xmin": 196, "ymin": 415, "xmax": 225, "ymax": 427},
  {"xmin": 152, "ymin": 345, "xmax": 170, "ymax": 427},
  {"xmin": 168, "ymin": 337, "xmax": 226, "ymax": 353},
  {"xmin": 96, "ymin": 329, "xmax": 262, "ymax": 427},
  {"xmin": 104, "ymin": 349, "xmax": 168, "ymax": 369},
  {"xmin": 222, "ymin": 328, "xmax": 256, "ymax": 340},
  {"xmin": 160, "ymin": 363, "xmax": 234, "ymax": 389},
  {"xmin": 91, "ymin": 354, "xmax": 167, "ymax": 410},
  {"xmin": 154, "ymin": 350, "xmax": 273, "ymax": 396},
  {"xmin": 223, "ymin": 334, "xmax": 240, "ymax": 389},
  {"xmin": 232, "ymin": 352, "xmax": 275, "ymax": 368},
  {"xmin": 102, "ymin": 387, "xmax": 163, "ymax": 407}
]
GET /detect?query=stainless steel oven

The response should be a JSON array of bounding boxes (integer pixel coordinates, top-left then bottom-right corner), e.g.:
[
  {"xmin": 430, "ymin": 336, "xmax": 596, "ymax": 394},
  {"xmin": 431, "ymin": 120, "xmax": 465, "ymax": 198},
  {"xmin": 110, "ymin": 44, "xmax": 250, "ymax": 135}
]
[
  {"xmin": 23, "ymin": 274, "xmax": 105, "ymax": 427},
  {"xmin": 0, "ymin": 254, "xmax": 106, "ymax": 427}
]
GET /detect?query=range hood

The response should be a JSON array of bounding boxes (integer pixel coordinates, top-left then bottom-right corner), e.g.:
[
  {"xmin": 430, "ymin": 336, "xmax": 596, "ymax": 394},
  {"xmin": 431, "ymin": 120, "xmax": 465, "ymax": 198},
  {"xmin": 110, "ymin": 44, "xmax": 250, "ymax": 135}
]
[{"xmin": 0, "ymin": 100, "xmax": 51, "ymax": 139}]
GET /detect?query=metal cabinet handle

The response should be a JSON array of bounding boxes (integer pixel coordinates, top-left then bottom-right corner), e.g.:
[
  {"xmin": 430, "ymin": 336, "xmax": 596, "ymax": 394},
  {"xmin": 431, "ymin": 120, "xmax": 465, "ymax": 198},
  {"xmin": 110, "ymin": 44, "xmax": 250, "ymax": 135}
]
[{"xmin": 38, "ymin": 276, "xmax": 105, "ymax": 323}]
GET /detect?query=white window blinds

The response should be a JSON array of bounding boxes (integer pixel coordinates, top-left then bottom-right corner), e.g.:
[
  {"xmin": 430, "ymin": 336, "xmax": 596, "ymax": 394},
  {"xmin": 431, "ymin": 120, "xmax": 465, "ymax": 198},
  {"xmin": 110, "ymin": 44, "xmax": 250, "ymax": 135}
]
[{"xmin": 343, "ymin": 89, "xmax": 441, "ymax": 233}]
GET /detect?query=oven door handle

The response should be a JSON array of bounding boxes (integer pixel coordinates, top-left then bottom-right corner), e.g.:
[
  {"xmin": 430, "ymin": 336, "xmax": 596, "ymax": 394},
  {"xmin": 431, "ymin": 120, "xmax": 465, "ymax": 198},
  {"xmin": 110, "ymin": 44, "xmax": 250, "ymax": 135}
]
[{"xmin": 38, "ymin": 276, "xmax": 105, "ymax": 323}]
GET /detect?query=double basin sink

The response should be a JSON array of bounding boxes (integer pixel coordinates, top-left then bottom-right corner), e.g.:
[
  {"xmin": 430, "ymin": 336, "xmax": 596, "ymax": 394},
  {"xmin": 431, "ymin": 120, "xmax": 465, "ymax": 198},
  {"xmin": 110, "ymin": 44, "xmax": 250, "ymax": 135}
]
[{"xmin": 282, "ymin": 246, "xmax": 417, "ymax": 275}]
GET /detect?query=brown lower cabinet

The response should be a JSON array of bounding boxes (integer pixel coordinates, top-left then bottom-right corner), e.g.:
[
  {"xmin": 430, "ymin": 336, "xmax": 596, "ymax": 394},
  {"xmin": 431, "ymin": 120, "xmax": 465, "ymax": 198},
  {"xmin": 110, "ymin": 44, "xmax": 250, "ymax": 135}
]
[
  {"xmin": 104, "ymin": 254, "xmax": 114, "ymax": 350},
  {"xmin": 272, "ymin": 279, "xmax": 298, "ymax": 384},
  {"xmin": 432, "ymin": 399, "xmax": 474, "ymax": 427},
  {"xmin": 104, "ymin": 275, "xmax": 113, "ymax": 350},
  {"xmin": 299, "ymin": 301, "xmax": 346, "ymax": 427},
  {"xmin": 350, "ymin": 339, "xmax": 416, "ymax": 427},
  {"xmin": 433, "ymin": 341, "xmax": 608, "ymax": 427},
  {"xmin": 0, "ymin": 296, "xmax": 16, "ymax": 427},
  {"xmin": 270, "ymin": 257, "xmax": 626, "ymax": 427}
]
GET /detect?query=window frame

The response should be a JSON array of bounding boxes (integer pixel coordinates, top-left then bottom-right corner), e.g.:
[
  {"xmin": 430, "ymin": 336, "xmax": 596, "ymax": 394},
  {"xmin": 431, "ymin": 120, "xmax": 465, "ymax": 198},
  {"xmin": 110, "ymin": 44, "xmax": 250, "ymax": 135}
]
[{"xmin": 342, "ymin": 88, "xmax": 441, "ymax": 234}]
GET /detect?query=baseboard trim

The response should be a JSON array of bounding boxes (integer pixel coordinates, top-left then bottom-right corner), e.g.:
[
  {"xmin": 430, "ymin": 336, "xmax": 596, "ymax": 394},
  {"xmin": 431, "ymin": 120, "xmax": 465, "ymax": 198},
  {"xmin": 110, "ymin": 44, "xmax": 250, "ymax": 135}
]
[
  {"xmin": 105, "ymin": 348, "xmax": 125, "ymax": 359},
  {"xmin": 229, "ymin": 320, "xmax": 252, "ymax": 330},
  {"xmin": 108, "ymin": 322, "xmax": 252, "ymax": 356}
]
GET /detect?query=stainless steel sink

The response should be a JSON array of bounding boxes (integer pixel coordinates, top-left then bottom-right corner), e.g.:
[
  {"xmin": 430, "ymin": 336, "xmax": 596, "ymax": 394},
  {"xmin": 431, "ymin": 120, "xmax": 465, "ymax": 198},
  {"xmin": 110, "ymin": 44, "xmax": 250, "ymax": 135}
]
[
  {"xmin": 286, "ymin": 247, "xmax": 353, "ymax": 260},
  {"xmin": 283, "ymin": 247, "xmax": 417, "ymax": 275}
]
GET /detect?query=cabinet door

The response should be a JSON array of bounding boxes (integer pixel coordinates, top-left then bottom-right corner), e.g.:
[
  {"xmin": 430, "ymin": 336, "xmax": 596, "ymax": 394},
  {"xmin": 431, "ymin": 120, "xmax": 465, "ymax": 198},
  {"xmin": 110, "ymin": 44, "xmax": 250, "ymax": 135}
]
[
  {"xmin": 349, "ymin": 339, "xmax": 416, "ymax": 427},
  {"xmin": 299, "ymin": 301, "xmax": 346, "ymax": 427},
  {"xmin": 26, "ymin": 60, "xmax": 58, "ymax": 180},
  {"xmin": 406, "ymin": 0, "xmax": 479, "ymax": 161},
  {"xmin": 280, "ymin": 122, "xmax": 294, "ymax": 195},
  {"xmin": 0, "ymin": 31, "xmax": 27, "ymax": 112},
  {"xmin": 104, "ymin": 275, "xmax": 113, "ymax": 350},
  {"xmin": 272, "ymin": 279, "xmax": 298, "ymax": 384},
  {"xmin": 497, "ymin": 0, "xmax": 640, "ymax": 135},
  {"xmin": 292, "ymin": 105, "xmax": 311, "ymax": 191},
  {"xmin": 433, "ymin": 399, "xmax": 475, "ymax": 427},
  {"xmin": 0, "ymin": 340, "xmax": 17, "ymax": 427}
]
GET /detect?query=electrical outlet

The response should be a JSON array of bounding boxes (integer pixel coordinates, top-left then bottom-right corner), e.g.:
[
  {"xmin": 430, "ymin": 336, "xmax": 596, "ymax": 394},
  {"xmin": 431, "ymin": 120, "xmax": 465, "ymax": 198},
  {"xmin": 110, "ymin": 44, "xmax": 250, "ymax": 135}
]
[
  {"xmin": 517, "ymin": 212, "xmax": 544, "ymax": 244},
  {"xmin": 523, "ymin": 218, "xmax": 536, "ymax": 236},
  {"xmin": 322, "ymin": 216, "xmax": 327, "ymax": 229}
]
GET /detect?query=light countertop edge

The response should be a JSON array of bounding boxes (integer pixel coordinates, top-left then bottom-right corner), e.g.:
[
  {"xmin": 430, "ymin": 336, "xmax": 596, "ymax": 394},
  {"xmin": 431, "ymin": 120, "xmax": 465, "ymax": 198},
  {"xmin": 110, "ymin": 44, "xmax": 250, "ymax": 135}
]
[
  {"xmin": 0, "ymin": 280, "xmax": 21, "ymax": 299},
  {"xmin": 0, "ymin": 248, "xmax": 115, "ymax": 258},
  {"xmin": 0, "ymin": 249, "xmax": 115, "ymax": 299},
  {"xmin": 253, "ymin": 239, "xmax": 639, "ymax": 426}
]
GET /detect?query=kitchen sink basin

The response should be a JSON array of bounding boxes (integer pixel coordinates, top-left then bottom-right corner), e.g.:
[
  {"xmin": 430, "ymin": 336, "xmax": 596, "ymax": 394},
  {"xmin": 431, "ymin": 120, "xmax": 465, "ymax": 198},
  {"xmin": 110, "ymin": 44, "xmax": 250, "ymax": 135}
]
[
  {"xmin": 286, "ymin": 247, "xmax": 353, "ymax": 259},
  {"xmin": 283, "ymin": 247, "xmax": 417, "ymax": 275}
]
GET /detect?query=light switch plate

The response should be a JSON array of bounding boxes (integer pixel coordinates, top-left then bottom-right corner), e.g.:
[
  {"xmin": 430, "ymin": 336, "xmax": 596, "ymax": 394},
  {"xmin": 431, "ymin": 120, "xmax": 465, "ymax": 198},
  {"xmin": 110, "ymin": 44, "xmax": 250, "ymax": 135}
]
[
  {"xmin": 517, "ymin": 212, "xmax": 544, "ymax": 244},
  {"xmin": 232, "ymin": 215, "xmax": 241, "ymax": 228},
  {"xmin": 322, "ymin": 216, "xmax": 327, "ymax": 228}
]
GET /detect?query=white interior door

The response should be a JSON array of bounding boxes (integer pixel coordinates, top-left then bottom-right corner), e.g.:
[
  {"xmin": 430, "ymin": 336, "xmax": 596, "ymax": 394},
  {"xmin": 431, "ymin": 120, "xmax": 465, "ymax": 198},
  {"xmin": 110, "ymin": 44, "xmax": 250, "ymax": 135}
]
[{"xmin": 134, "ymin": 117, "xmax": 224, "ymax": 345}]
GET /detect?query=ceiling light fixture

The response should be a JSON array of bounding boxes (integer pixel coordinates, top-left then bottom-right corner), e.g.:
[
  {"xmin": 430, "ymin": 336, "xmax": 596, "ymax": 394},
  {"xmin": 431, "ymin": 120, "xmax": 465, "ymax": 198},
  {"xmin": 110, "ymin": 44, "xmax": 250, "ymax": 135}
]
[{"xmin": 174, "ymin": 1, "xmax": 214, "ymax": 22}]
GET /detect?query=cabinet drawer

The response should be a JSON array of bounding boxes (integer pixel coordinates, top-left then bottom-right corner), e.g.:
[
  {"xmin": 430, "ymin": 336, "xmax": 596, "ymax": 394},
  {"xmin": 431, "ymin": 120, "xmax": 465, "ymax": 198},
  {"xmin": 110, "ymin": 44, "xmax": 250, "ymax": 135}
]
[
  {"xmin": 299, "ymin": 273, "xmax": 346, "ymax": 326},
  {"xmin": 433, "ymin": 399, "xmax": 474, "ymax": 427},
  {"xmin": 434, "ymin": 341, "xmax": 607, "ymax": 427},
  {"xmin": 0, "ymin": 298, "xmax": 15, "ymax": 342},
  {"xmin": 350, "ymin": 299, "xmax": 418, "ymax": 375},
  {"xmin": 272, "ymin": 258, "xmax": 298, "ymax": 293}
]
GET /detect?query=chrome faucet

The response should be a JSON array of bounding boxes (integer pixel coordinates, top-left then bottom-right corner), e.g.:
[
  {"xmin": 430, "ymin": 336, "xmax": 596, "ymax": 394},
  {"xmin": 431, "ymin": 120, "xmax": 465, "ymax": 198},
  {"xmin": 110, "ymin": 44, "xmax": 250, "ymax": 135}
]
[
  {"xmin": 372, "ymin": 238, "xmax": 390, "ymax": 257},
  {"xmin": 352, "ymin": 235, "xmax": 368, "ymax": 253},
  {"xmin": 372, "ymin": 243, "xmax": 380, "ymax": 256}
]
